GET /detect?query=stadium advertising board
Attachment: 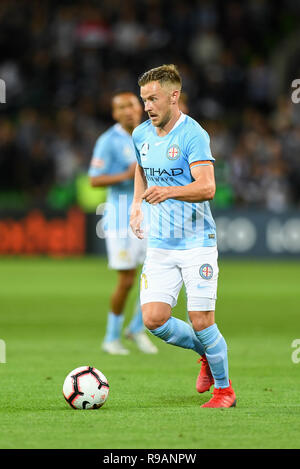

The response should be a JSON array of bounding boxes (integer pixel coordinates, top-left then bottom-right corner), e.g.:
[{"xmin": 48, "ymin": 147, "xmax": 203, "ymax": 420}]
[
  {"xmin": 0, "ymin": 208, "xmax": 85, "ymax": 256},
  {"xmin": 214, "ymin": 209, "xmax": 300, "ymax": 257},
  {"xmin": 0, "ymin": 208, "xmax": 299, "ymax": 257},
  {"xmin": 90, "ymin": 209, "xmax": 300, "ymax": 258}
]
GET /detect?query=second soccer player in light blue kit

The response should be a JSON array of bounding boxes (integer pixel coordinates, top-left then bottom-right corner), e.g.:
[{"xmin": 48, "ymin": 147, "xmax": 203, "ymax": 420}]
[
  {"xmin": 130, "ymin": 65, "xmax": 236, "ymax": 407},
  {"xmin": 89, "ymin": 91, "xmax": 157, "ymax": 355}
]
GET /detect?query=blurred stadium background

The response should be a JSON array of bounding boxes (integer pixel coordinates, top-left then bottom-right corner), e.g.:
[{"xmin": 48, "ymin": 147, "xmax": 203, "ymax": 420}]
[{"xmin": 0, "ymin": 0, "xmax": 300, "ymax": 258}]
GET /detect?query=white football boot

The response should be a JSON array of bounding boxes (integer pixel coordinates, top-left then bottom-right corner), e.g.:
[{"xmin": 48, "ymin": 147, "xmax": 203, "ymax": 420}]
[
  {"xmin": 125, "ymin": 329, "xmax": 158, "ymax": 354},
  {"xmin": 102, "ymin": 339, "xmax": 130, "ymax": 355}
]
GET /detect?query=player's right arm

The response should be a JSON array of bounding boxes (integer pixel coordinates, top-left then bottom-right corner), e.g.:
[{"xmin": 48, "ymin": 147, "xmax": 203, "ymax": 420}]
[
  {"xmin": 89, "ymin": 163, "xmax": 136, "ymax": 188},
  {"xmin": 130, "ymin": 164, "xmax": 147, "ymax": 239},
  {"xmin": 88, "ymin": 132, "xmax": 136, "ymax": 188}
]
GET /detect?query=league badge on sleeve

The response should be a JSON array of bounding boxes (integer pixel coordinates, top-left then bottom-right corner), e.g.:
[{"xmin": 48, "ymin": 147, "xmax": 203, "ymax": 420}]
[
  {"xmin": 141, "ymin": 142, "xmax": 149, "ymax": 162},
  {"xmin": 199, "ymin": 264, "xmax": 213, "ymax": 280},
  {"xmin": 90, "ymin": 157, "xmax": 105, "ymax": 169}
]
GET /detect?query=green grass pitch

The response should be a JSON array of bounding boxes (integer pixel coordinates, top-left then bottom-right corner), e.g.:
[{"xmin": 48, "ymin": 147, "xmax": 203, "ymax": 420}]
[{"xmin": 0, "ymin": 256, "xmax": 300, "ymax": 449}]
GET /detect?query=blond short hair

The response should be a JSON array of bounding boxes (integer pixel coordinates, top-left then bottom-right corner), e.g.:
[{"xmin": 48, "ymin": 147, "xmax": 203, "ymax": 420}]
[{"xmin": 138, "ymin": 64, "xmax": 182, "ymax": 90}]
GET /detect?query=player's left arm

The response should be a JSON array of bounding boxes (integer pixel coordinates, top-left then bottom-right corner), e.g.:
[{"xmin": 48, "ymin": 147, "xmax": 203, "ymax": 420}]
[
  {"xmin": 171, "ymin": 163, "xmax": 216, "ymax": 202},
  {"xmin": 142, "ymin": 163, "xmax": 215, "ymax": 204}
]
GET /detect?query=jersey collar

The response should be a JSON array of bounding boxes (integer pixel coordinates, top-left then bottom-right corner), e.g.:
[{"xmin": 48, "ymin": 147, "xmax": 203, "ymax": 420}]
[
  {"xmin": 171, "ymin": 112, "xmax": 186, "ymax": 132},
  {"xmin": 154, "ymin": 112, "xmax": 187, "ymax": 137}
]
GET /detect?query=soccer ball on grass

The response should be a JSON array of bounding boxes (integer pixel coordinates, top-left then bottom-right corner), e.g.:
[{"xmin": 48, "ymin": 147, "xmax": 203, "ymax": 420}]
[{"xmin": 63, "ymin": 366, "xmax": 109, "ymax": 409}]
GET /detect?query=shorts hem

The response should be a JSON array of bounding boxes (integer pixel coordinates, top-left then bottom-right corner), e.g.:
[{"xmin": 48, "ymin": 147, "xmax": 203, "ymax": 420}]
[
  {"xmin": 187, "ymin": 299, "xmax": 216, "ymax": 312},
  {"xmin": 140, "ymin": 294, "xmax": 176, "ymax": 308}
]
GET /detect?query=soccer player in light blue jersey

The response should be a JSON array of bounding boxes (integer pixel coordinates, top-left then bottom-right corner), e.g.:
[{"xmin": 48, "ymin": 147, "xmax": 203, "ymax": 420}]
[
  {"xmin": 89, "ymin": 91, "xmax": 157, "ymax": 355},
  {"xmin": 130, "ymin": 65, "xmax": 236, "ymax": 407}
]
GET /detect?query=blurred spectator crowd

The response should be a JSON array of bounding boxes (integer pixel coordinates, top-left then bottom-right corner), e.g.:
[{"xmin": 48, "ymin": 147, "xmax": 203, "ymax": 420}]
[{"xmin": 0, "ymin": 0, "xmax": 300, "ymax": 211}]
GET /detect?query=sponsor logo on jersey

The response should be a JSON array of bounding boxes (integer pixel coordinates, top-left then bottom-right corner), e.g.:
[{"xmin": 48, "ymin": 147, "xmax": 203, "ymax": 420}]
[{"xmin": 143, "ymin": 167, "xmax": 183, "ymax": 177}]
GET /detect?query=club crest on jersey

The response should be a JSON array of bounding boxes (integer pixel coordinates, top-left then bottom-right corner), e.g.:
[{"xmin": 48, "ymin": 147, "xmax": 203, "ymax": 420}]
[
  {"xmin": 123, "ymin": 145, "xmax": 133, "ymax": 159},
  {"xmin": 199, "ymin": 264, "xmax": 213, "ymax": 280},
  {"xmin": 166, "ymin": 144, "xmax": 180, "ymax": 161}
]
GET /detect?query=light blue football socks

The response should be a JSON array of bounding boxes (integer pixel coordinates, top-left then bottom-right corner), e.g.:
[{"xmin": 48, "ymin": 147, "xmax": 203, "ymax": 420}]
[
  {"xmin": 149, "ymin": 318, "xmax": 229, "ymax": 389},
  {"xmin": 127, "ymin": 300, "xmax": 144, "ymax": 335},
  {"xmin": 103, "ymin": 312, "xmax": 125, "ymax": 343},
  {"xmin": 104, "ymin": 300, "xmax": 145, "ymax": 343},
  {"xmin": 149, "ymin": 316, "xmax": 205, "ymax": 356},
  {"xmin": 194, "ymin": 323, "xmax": 229, "ymax": 389}
]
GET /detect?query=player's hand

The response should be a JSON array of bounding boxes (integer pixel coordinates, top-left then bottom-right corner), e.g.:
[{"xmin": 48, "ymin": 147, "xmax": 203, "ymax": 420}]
[
  {"xmin": 130, "ymin": 203, "xmax": 144, "ymax": 239},
  {"xmin": 142, "ymin": 186, "xmax": 169, "ymax": 205}
]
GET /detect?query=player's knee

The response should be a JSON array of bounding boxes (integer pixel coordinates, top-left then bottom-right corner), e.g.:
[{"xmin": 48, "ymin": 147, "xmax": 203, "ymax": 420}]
[
  {"xmin": 144, "ymin": 318, "xmax": 166, "ymax": 331},
  {"xmin": 142, "ymin": 305, "xmax": 170, "ymax": 331},
  {"xmin": 189, "ymin": 310, "xmax": 215, "ymax": 331},
  {"xmin": 144, "ymin": 316, "xmax": 165, "ymax": 331}
]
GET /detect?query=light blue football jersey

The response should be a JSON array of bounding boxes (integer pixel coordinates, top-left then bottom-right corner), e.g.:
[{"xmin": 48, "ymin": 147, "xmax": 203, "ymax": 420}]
[
  {"xmin": 132, "ymin": 113, "xmax": 217, "ymax": 249},
  {"xmin": 88, "ymin": 123, "xmax": 136, "ymax": 234}
]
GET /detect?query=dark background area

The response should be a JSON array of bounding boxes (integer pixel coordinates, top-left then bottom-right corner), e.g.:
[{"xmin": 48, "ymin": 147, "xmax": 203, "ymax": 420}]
[{"xmin": 0, "ymin": 0, "xmax": 300, "ymax": 212}]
